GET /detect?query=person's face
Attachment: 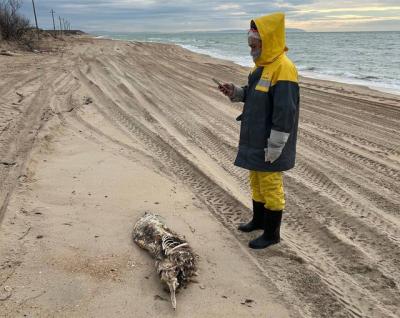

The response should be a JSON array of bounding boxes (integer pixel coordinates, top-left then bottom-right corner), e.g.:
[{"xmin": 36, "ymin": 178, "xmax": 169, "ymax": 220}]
[{"xmin": 248, "ymin": 38, "xmax": 262, "ymax": 61}]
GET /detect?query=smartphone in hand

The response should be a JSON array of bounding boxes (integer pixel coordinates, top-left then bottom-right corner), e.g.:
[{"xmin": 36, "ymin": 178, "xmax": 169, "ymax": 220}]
[
  {"xmin": 212, "ymin": 78, "xmax": 223, "ymax": 87},
  {"xmin": 213, "ymin": 78, "xmax": 233, "ymax": 97}
]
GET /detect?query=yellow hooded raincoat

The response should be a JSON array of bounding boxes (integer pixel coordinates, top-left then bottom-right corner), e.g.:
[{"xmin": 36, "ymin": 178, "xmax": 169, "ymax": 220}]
[{"xmin": 234, "ymin": 12, "xmax": 300, "ymax": 173}]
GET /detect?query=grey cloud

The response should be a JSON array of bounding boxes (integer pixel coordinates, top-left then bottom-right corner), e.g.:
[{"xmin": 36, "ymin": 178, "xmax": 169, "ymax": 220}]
[{"xmin": 19, "ymin": 0, "xmax": 400, "ymax": 32}]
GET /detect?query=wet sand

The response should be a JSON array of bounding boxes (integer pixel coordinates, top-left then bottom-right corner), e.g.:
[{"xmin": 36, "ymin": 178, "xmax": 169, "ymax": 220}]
[{"xmin": 0, "ymin": 37, "xmax": 399, "ymax": 318}]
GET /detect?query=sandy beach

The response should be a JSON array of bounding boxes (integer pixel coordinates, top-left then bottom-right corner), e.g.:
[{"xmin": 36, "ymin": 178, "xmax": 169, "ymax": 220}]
[{"xmin": 0, "ymin": 36, "xmax": 400, "ymax": 318}]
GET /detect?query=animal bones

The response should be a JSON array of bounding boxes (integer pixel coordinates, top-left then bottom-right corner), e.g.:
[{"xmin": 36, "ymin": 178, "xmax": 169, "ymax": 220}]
[{"xmin": 132, "ymin": 213, "xmax": 198, "ymax": 310}]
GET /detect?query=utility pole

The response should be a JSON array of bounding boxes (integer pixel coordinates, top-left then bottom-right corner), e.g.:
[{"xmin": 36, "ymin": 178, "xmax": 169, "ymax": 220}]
[
  {"xmin": 31, "ymin": 0, "xmax": 39, "ymax": 39},
  {"xmin": 63, "ymin": 19, "xmax": 67, "ymax": 34},
  {"xmin": 59, "ymin": 16, "xmax": 63, "ymax": 36},
  {"xmin": 50, "ymin": 9, "xmax": 56, "ymax": 32}
]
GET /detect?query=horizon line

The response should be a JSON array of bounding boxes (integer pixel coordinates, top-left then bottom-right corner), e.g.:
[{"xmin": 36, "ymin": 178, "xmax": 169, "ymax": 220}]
[{"xmin": 86, "ymin": 29, "xmax": 400, "ymax": 34}]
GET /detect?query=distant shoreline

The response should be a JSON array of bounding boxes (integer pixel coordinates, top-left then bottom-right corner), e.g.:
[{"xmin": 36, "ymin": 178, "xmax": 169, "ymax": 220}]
[{"xmin": 89, "ymin": 30, "xmax": 400, "ymax": 34}]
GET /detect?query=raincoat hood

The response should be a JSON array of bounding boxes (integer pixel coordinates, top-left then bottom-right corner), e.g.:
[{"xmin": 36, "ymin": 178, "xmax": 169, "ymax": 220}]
[{"xmin": 253, "ymin": 12, "xmax": 288, "ymax": 66}]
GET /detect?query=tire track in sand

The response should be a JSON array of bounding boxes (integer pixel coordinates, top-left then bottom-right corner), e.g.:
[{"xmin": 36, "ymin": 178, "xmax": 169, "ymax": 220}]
[{"xmin": 72, "ymin": 43, "xmax": 400, "ymax": 318}]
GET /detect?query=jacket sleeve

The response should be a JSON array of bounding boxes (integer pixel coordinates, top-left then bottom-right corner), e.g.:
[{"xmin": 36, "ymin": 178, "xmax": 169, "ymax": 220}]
[
  {"xmin": 271, "ymin": 81, "xmax": 299, "ymax": 133},
  {"xmin": 230, "ymin": 85, "xmax": 248, "ymax": 103}
]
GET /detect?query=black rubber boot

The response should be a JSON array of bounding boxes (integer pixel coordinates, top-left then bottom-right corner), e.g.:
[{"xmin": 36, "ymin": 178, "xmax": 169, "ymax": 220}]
[
  {"xmin": 248, "ymin": 209, "xmax": 282, "ymax": 249},
  {"xmin": 237, "ymin": 200, "xmax": 265, "ymax": 232}
]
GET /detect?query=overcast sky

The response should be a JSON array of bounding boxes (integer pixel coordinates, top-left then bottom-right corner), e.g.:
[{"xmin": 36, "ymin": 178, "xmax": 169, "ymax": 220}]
[{"xmin": 20, "ymin": 0, "xmax": 400, "ymax": 32}]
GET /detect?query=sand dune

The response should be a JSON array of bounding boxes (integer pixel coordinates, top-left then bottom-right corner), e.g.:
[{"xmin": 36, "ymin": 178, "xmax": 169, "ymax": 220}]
[{"xmin": 0, "ymin": 37, "xmax": 399, "ymax": 317}]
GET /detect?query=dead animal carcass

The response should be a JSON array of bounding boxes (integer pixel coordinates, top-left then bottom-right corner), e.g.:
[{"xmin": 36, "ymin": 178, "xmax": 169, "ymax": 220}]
[{"xmin": 132, "ymin": 213, "xmax": 198, "ymax": 310}]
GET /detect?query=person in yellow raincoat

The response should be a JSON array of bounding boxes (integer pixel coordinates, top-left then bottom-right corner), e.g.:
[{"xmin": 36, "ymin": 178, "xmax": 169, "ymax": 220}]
[{"xmin": 218, "ymin": 12, "xmax": 300, "ymax": 249}]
